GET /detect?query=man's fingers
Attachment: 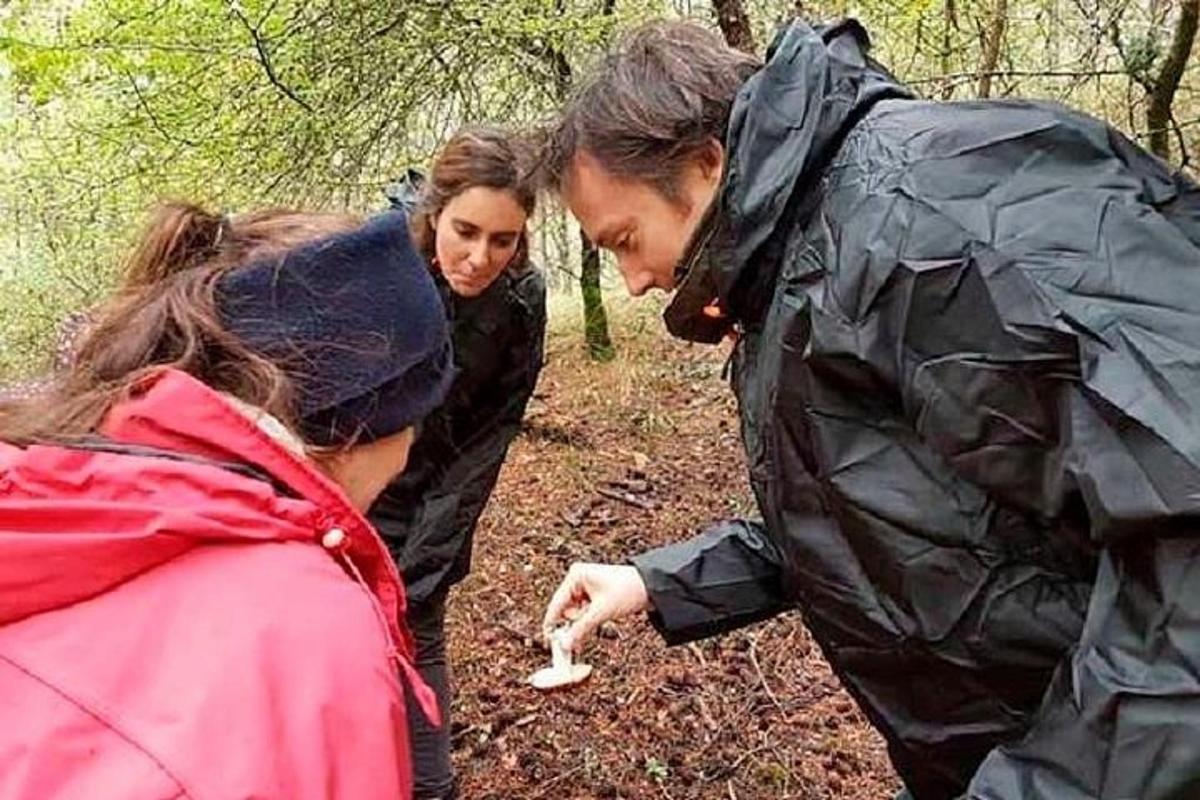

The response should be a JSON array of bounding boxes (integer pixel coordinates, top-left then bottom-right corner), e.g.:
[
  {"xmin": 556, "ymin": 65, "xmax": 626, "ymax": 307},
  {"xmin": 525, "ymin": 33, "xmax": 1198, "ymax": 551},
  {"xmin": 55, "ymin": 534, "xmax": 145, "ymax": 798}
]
[
  {"xmin": 543, "ymin": 564, "xmax": 587, "ymax": 635},
  {"xmin": 562, "ymin": 603, "xmax": 605, "ymax": 654}
]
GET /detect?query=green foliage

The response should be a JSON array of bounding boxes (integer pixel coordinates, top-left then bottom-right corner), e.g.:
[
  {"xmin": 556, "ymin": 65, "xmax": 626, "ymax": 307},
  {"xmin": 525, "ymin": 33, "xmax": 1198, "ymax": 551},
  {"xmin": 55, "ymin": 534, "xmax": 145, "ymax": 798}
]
[
  {"xmin": 0, "ymin": 0, "xmax": 653, "ymax": 379},
  {"xmin": 643, "ymin": 755, "xmax": 670, "ymax": 782},
  {"xmin": 1, "ymin": 0, "xmax": 1196, "ymax": 380},
  {"xmin": 1124, "ymin": 31, "xmax": 1164, "ymax": 82}
]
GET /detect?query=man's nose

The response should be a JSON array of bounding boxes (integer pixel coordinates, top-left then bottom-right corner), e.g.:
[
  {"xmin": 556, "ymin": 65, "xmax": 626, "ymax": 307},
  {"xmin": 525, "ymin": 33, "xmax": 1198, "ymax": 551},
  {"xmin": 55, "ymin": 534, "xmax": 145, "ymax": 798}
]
[{"xmin": 622, "ymin": 265, "xmax": 653, "ymax": 297}]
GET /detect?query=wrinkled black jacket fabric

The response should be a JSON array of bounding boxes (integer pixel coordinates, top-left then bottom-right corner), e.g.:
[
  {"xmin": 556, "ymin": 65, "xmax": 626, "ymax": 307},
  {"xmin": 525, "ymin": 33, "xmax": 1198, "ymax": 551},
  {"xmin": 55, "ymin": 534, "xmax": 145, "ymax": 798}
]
[
  {"xmin": 634, "ymin": 20, "xmax": 1200, "ymax": 800},
  {"xmin": 369, "ymin": 178, "xmax": 546, "ymax": 606}
]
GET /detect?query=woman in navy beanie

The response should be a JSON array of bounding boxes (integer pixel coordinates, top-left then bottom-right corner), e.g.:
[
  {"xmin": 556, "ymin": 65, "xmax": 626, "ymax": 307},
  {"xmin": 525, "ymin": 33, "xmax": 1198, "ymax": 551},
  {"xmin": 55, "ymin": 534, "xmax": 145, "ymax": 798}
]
[{"xmin": 0, "ymin": 202, "xmax": 452, "ymax": 798}]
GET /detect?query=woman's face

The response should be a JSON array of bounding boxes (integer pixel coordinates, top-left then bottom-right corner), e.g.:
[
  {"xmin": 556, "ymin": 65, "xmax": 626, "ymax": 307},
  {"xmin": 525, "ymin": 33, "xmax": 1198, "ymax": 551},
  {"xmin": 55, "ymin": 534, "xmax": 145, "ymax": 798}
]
[
  {"xmin": 432, "ymin": 186, "xmax": 528, "ymax": 297},
  {"xmin": 317, "ymin": 427, "xmax": 415, "ymax": 512}
]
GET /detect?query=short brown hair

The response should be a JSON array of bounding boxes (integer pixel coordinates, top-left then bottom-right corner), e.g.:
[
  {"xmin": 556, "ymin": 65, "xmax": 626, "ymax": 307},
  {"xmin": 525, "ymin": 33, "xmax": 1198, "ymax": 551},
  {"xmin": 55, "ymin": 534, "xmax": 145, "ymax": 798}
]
[
  {"xmin": 0, "ymin": 202, "xmax": 359, "ymax": 444},
  {"xmin": 410, "ymin": 127, "xmax": 537, "ymax": 269},
  {"xmin": 543, "ymin": 21, "xmax": 760, "ymax": 200}
]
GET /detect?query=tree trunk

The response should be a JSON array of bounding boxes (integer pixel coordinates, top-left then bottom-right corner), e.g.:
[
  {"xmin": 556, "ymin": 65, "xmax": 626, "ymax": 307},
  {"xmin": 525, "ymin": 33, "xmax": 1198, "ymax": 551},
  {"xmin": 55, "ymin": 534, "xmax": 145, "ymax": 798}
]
[
  {"xmin": 1148, "ymin": 0, "xmax": 1199, "ymax": 161},
  {"xmin": 579, "ymin": 230, "xmax": 615, "ymax": 361},
  {"xmin": 713, "ymin": 0, "xmax": 755, "ymax": 54},
  {"xmin": 547, "ymin": 0, "xmax": 616, "ymax": 361},
  {"xmin": 941, "ymin": 0, "xmax": 958, "ymax": 99},
  {"xmin": 977, "ymin": 0, "xmax": 1009, "ymax": 98}
]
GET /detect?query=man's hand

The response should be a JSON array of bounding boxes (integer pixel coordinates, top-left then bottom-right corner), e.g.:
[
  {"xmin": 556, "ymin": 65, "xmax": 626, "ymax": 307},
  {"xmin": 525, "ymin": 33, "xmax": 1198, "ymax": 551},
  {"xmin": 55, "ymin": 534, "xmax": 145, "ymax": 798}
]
[{"xmin": 542, "ymin": 563, "xmax": 650, "ymax": 653}]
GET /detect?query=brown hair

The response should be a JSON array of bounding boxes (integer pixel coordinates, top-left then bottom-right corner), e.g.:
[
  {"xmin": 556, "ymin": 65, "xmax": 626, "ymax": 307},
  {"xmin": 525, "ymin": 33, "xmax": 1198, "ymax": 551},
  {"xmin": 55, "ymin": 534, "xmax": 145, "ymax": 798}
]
[
  {"xmin": 0, "ymin": 202, "xmax": 359, "ymax": 444},
  {"xmin": 409, "ymin": 126, "xmax": 537, "ymax": 270},
  {"xmin": 542, "ymin": 21, "xmax": 760, "ymax": 201}
]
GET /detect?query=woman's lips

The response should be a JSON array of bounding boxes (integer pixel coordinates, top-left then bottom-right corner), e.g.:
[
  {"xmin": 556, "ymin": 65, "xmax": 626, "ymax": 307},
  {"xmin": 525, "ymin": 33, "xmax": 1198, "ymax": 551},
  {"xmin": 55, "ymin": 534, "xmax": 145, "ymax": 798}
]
[{"xmin": 449, "ymin": 273, "xmax": 486, "ymax": 292}]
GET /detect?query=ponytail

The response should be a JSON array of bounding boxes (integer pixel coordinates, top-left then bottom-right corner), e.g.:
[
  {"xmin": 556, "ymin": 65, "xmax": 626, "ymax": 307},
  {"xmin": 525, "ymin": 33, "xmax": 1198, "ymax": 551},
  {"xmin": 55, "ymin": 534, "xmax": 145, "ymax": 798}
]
[
  {"xmin": 0, "ymin": 201, "xmax": 361, "ymax": 444},
  {"xmin": 121, "ymin": 202, "xmax": 227, "ymax": 289}
]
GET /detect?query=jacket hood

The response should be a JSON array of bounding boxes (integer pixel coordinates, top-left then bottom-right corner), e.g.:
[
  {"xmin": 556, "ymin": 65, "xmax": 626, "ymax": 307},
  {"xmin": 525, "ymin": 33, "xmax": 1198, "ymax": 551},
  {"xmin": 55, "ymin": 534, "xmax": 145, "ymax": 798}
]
[
  {"xmin": 664, "ymin": 19, "xmax": 911, "ymax": 342},
  {"xmin": 0, "ymin": 369, "xmax": 407, "ymax": 637},
  {"xmin": 384, "ymin": 168, "xmax": 425, "ymax": 214}
]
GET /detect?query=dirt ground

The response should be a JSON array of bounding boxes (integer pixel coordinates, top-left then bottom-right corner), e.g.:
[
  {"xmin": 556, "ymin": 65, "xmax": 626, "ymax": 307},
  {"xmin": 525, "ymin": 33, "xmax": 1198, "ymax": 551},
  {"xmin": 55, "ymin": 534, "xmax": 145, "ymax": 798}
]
[{"xmin": 445, "ymin": 299, "xmax": 900, "ymax": 799}]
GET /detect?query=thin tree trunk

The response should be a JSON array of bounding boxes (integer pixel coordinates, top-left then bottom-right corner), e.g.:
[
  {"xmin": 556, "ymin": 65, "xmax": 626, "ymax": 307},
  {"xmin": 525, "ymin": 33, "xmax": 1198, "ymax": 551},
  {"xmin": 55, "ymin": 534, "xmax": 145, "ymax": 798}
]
[
  {"xmin": 941, "ymin": 0, "xmax": 958, "ymax": 99},
  {"xmin": 713, "ymin": 0, "xmax": 755, "ymax": 54},
  {"xmin": 977, "ymin": 0, "xmax": 1009, "ymax": 98},
  {"xmin": 547, "ymin": 0, "xmax": 616, "ymax": 361},
  {"xmin": 1148, "ymin": 0, "xmax": 1199, "ymax": 160},
  {"xmin": 579, "ymin": 231, "xmax": 615, "ymax": 361}
]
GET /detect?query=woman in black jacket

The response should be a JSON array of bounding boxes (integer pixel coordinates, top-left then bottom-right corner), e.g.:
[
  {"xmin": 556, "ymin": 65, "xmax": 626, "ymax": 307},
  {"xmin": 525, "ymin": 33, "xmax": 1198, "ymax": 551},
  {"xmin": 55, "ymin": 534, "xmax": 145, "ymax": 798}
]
[{"xmin": 371, "ymin": 127, "xmax": 546, "ymax": 800}]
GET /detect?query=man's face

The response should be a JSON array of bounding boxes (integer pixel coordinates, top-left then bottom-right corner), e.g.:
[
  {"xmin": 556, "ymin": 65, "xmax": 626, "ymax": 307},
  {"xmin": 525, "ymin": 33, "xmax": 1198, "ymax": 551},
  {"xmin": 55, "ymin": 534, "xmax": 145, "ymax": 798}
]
[{"xmin": 562, "ymin": 148, "xmax": 722, "ymax": 297}]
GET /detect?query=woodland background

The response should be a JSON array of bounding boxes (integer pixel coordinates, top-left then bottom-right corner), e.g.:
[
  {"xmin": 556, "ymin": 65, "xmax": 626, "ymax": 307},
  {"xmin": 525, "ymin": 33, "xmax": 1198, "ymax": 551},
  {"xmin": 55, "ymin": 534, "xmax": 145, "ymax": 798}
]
[
  {"xmin": 1, "ymin": 0, "xmax": 1196, "ymax": 375},
  {"xmin": 2, "ymin": 3, "xmax": 1196, "ymax": 797}
]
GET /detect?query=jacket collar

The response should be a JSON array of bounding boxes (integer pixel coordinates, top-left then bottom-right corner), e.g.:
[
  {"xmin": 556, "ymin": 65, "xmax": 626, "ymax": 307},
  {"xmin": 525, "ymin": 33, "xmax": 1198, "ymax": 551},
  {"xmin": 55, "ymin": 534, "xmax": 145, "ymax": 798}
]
[
  {"xmin": 663, "ymin": 19, "xmax": 911, "ymax": 341},
  {"xmin": 0, "ymin": 368, "xmax": 411, "ymax": 653}
]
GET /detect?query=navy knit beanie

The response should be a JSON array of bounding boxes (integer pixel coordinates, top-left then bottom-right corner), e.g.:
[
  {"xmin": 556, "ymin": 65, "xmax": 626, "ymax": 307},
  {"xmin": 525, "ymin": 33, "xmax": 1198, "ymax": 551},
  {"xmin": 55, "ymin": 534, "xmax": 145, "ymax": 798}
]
[{"xmin": 216, "ymin": 210, "xmax": 454, "ymax": 446}]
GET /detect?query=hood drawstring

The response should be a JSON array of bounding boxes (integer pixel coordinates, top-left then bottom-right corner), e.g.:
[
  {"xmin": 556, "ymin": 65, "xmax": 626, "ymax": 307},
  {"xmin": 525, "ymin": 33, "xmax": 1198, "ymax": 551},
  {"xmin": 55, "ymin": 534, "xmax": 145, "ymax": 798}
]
[{"xmin": 320, "ymin": 527, "xmax": 442, "ymax": 727}]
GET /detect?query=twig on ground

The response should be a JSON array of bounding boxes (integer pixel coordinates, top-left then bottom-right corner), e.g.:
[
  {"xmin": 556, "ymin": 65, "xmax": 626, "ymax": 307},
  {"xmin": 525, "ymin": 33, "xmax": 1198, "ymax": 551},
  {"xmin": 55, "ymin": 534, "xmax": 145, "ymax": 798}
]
[
  {"xmin": 748, "ymin": 635, "xmax": 786, "ymax": 714},
  {"xmin": 704, "ymin": 744, "xmax": 773, "ymax": 782},
  {"xmin": 597, "ymin": 487, "xmax": 655, "ymax": 510},
  {"xmin": 695, "ymin": 694, "xmax": 718, "ymax": 737},
  {"xmin": 496, "ymin": 621, "xmax": 531, "ymax": 644},
  {"xmin": 532, "ymin": 765, "xmax": 587, "ymax": 798}
]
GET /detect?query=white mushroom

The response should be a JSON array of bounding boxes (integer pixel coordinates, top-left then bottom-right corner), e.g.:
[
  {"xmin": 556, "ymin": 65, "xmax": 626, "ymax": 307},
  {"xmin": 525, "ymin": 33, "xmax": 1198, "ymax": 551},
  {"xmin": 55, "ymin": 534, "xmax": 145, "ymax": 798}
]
[{"xmin": 529, "ymin": 627, "xmax": 593, "ymax": 691}]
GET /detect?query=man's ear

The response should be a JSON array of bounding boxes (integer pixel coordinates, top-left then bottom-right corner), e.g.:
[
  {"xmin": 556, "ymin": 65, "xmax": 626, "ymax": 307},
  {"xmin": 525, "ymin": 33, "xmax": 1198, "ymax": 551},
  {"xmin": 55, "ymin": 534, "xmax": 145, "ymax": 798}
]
[{"xmin": 698, "ymin": 138, "xmax": 726, "ymax": 182}]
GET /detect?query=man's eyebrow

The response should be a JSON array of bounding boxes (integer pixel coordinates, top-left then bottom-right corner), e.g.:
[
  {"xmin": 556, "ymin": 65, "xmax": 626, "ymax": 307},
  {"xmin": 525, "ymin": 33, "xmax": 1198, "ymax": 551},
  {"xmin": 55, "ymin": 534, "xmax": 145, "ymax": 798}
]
[{"xmin": 592, "ymin": 220, "xmax": 630, "ymax": 249}]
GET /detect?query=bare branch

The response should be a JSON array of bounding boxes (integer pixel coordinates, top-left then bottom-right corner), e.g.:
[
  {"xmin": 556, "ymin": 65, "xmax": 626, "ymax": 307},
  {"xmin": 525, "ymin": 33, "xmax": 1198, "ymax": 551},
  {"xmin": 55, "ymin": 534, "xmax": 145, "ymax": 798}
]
[
  {"xmin": 228, "ymin": 2, "xmax": 314, "ymax": 114},
  {"xmin": 1170, "ymin": 109, "xmax": 1193, "ymax": 169},
  {"xmin": 122, "ymin": 69, "xmax": 198, "ymax": 148},
  {"xmin": 255, "ymin": 0, "xmax": 282, "ymax": 29},
  {"xmin": 908, "ymin": 67, "xmax": 1130, "ymax": 87}
]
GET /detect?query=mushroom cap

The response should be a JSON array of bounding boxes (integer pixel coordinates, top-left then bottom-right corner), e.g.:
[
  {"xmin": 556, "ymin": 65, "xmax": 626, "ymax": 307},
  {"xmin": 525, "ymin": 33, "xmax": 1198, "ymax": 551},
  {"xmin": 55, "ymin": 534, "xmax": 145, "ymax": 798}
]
[{"xmin": 529, "ymin": 662, "xmax": 593, "ymax": 691}]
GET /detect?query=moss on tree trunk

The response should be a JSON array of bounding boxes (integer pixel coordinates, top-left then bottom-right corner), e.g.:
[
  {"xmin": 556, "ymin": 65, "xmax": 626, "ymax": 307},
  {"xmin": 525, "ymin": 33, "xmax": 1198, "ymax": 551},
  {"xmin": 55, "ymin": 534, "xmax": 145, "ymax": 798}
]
[{"xmin": 580, "ymin": 231, "xmax": 615, "ymax": 362}]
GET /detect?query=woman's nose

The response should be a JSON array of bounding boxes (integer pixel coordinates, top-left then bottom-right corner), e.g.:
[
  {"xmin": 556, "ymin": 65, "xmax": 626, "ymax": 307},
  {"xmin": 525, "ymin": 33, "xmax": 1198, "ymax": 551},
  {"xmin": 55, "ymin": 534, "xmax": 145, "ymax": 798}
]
[{"xmin": 467, "ymin": 242, "xmax": 489, "ymax": 270}]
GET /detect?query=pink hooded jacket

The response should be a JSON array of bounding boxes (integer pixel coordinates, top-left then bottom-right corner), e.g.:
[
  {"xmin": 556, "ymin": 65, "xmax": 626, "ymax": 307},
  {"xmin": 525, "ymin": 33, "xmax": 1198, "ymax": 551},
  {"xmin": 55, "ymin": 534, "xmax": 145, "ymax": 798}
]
[{"xmin": 0, "ymin": 369, "xmax": 436, "ymax": 799}]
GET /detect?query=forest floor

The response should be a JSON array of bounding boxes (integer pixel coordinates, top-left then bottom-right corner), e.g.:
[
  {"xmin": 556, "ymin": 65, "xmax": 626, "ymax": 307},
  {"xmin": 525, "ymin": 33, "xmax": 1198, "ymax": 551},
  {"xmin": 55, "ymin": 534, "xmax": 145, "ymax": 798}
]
[{"xmin": 446, "ymin": 294, "xmax": 900, "ymax": 799}]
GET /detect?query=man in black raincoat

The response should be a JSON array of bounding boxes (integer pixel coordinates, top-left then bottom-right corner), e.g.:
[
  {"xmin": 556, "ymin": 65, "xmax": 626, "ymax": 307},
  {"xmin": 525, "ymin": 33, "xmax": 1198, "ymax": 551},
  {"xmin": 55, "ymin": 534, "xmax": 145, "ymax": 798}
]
[{"xmin": 541, "ymin": 18, "xmax": 1200, "ymax": 800}]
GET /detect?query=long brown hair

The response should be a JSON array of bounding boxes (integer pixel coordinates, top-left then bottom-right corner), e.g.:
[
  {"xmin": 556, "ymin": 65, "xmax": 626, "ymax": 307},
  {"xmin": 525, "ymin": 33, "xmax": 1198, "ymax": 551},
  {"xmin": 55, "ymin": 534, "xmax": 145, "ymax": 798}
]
[
  {"xmin": 409, "ymin": 127, "xmax": 537, "ymax": 271},
  {"xmin": 0, "ymin": 202, "xmax": 359, "ymax": 444}
]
